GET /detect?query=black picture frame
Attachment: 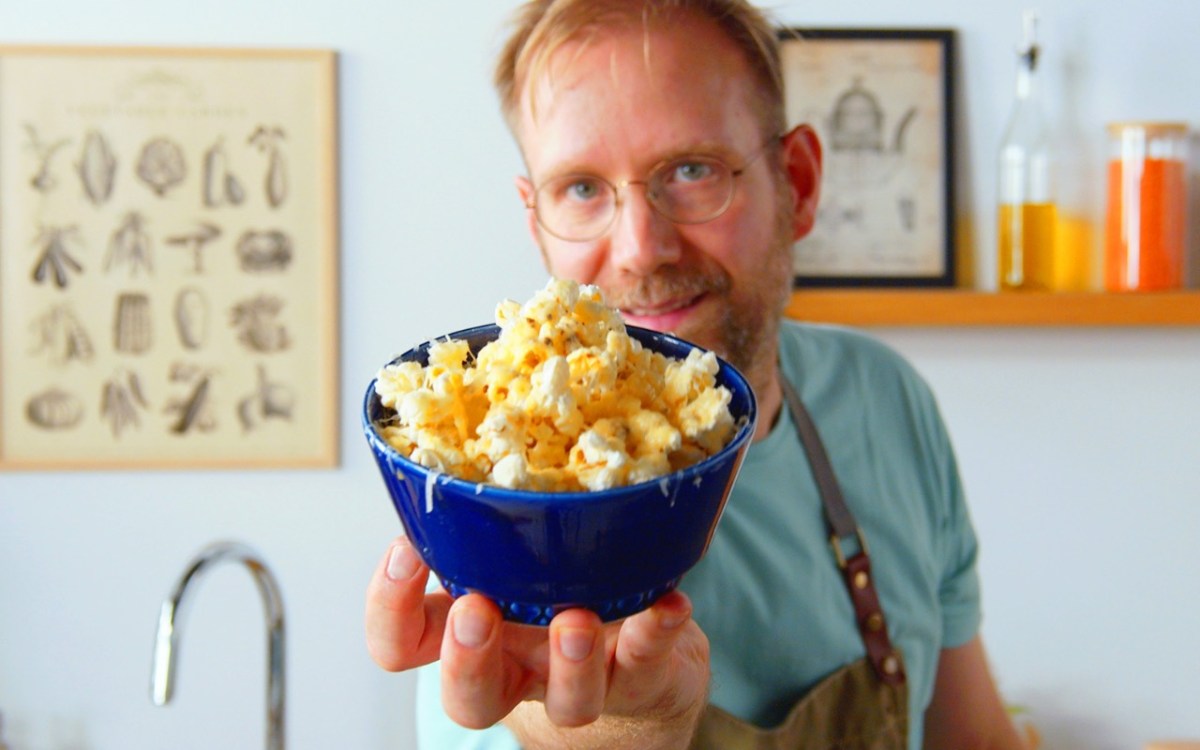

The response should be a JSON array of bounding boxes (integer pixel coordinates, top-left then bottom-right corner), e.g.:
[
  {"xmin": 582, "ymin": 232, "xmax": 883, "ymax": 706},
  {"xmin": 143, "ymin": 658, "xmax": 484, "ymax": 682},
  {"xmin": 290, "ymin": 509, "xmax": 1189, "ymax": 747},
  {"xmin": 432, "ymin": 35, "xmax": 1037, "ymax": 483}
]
[{"xmin": 779, "ymin": 28, "xmax": 957, "ymax": 287}]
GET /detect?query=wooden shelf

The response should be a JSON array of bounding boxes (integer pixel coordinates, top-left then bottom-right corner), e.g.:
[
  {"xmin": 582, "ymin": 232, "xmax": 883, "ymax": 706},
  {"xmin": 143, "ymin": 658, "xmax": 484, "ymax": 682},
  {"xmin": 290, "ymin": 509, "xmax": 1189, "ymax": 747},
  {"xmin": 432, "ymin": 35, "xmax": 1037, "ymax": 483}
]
[{"xmin": 785, "ymin": 290, "xmax": 1200, "ymax": 327}]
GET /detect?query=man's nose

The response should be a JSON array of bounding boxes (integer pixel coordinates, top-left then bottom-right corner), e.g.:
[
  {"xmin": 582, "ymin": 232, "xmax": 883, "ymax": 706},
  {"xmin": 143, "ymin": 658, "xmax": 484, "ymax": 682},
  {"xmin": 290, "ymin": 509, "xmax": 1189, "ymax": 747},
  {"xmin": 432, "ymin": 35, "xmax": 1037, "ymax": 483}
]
[{"xmin": 609, "ymin": 183, "xmax": 682, "ymax": 274}]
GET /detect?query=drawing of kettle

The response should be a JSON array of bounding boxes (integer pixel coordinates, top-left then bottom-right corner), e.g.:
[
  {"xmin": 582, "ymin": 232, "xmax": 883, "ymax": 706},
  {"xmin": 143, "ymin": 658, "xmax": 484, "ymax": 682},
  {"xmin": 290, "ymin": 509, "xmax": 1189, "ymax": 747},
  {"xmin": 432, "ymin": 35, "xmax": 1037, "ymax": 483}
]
[{"xmin": 821, "ymin": 77, "xmax": 917, "ymax": 188}]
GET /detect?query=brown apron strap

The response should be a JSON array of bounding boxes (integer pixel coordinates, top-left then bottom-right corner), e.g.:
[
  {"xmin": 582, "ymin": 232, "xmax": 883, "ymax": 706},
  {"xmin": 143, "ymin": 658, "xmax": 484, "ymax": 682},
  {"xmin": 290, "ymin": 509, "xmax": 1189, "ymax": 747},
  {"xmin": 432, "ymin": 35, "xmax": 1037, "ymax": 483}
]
[{"xmin": 778, "ymin": 371, "xmax": 906, "ymax": 686}]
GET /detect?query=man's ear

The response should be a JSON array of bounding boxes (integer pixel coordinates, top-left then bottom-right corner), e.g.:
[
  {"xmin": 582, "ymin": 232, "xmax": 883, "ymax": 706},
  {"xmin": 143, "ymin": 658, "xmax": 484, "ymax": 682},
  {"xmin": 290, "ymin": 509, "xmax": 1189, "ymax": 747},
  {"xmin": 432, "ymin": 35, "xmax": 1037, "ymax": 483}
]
[
  {"xmin": 515, "ymin": 175, "xmax": 553, "ymax": 273},
  {"xmin": 780, "ymin": 124, "xmax": 822, "ymax": 240},
  {"xmin": 515, "ymin": 175, "xmax": 538, "ymax": 240}
]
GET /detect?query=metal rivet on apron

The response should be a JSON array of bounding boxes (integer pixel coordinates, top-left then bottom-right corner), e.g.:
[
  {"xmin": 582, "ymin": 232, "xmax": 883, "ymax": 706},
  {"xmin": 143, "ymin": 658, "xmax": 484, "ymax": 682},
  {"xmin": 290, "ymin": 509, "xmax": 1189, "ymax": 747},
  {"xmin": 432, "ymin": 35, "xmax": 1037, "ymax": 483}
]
[
  {"xmin": 853, "ymin": 570, "xmax": 869, "ymax": 589},
  {"xmin": 866, "ymin": 612, "xmax": 885, "ymax": 632},
  {"xmin": 882, "ymin": 654, "xmax": 900, "ymax": 675}
]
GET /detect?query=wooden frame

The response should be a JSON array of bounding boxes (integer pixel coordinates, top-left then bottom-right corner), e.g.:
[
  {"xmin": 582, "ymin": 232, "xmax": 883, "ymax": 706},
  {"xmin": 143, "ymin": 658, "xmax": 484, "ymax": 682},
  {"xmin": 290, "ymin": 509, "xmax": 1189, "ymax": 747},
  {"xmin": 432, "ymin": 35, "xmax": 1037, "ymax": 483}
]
[
  {"xmin": 0, "ymin": 45, "xmax": 339, "ymax": 469},
  {"xmin": 779, "ymin": 28, "xmax": 957, "ymax": 287}
]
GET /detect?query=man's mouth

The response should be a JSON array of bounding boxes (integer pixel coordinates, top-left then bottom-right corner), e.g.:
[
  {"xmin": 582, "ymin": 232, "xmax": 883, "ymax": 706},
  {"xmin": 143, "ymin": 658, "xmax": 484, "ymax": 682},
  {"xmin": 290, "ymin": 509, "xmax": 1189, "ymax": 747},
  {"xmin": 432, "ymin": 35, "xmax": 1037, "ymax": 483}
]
[{"xmin": 618, "ymin": 294, "xmax": 704, "ymax": 332}]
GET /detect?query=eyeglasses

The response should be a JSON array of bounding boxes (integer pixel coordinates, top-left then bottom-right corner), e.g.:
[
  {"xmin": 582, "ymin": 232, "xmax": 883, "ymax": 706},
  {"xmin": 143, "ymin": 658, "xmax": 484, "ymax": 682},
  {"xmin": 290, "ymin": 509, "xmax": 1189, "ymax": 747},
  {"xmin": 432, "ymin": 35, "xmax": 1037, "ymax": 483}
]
[{"xmin": 525, "ymin": 138, "xmax": 778, "ymax": 242}]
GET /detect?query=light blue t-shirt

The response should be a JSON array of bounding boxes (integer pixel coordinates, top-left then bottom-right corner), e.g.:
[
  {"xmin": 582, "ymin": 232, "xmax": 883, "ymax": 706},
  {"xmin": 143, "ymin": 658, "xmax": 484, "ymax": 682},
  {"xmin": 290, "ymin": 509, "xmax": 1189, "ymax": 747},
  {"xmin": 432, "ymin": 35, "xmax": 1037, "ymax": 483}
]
[{"xmin": 416, "ymin": 322, "xmax": 982, "ymax": 749}]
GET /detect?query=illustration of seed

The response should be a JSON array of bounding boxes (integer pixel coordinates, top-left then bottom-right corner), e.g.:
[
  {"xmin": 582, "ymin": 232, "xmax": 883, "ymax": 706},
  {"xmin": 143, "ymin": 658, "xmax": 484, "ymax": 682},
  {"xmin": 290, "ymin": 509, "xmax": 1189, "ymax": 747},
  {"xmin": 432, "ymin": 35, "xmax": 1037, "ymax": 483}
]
[
  {"xmin": 30, "ymin": 304, "xmax": 94, "ymax": 365},
  {"xmin": 236, "ymin": 230, "xmax": 293, "ymax": 272},
  {"xmin": 237, "ymin": 365, "xmax": 296, "ymax": 432},
  {"xmin": 104, "ymin": 212, "xmax": 154, "ymax": 276},
  {"xmin": 26, "ymin": 124, "xmax": 71, "ymax": 193},
  {"xmin": 114, "ymin": 292, "xmax": 152, "ymax": 354},
  {"xmin": 166, "ymin": 223, "xmax": 221, "ymax": 274},
  {"xmin": 266, "ymin": 149, "xmax": 287, "ymax": 207},
  {"xmin": 101, "ymin": 369, "xmax": 149, "ymax": 438},
  {"xmin": 168, "ymin": 376, "xmax": 214, "ymax": 434},
  {"xmin": 136, "ymin": 137, "xmax": 186, "ymax": 197},
  {"xmin": 249, "ymin": 125, "xmax": 288, "ymax": 208},
  {"xmin": 26, "ymin": 388, "xmax": 84, "ymax": 429},
  {"xmin": 230, "ymin": 294, "xmax": 290, "ymax": 353},
  {"xmin": 174, "ymin": 287, "xmax": 209, "ymax": 349},
  {"xmin": 31, "ymin": 226, "xmax": 84, "ymax": 289},
  {"xmin": 77, "ymin": 130, "xmax": 117, "ymax": 205},
  {"xmin": 225, "ymin": 173, "xmax": 245, "ymax": 205},
  {"xmin": 202, "ymin": 139, "xmax": 228, "ymax": 207}
]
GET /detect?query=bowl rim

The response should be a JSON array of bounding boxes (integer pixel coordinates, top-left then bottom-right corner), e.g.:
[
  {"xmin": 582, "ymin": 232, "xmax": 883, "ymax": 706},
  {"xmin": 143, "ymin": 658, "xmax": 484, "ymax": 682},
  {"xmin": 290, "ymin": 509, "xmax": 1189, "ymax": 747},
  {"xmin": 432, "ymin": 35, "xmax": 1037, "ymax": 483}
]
[{"xmin": 362, "ymin": 322, "xmax": 758, "ymax": 504}]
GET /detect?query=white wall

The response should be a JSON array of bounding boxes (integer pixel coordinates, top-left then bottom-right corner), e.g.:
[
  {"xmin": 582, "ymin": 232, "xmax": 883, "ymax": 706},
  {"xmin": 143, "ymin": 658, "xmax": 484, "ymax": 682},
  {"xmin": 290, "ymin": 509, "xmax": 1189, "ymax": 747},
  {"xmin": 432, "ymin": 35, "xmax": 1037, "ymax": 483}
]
[{"xmin": 0, "ymin": 1, "xmax": 1196, "ymax": 748}]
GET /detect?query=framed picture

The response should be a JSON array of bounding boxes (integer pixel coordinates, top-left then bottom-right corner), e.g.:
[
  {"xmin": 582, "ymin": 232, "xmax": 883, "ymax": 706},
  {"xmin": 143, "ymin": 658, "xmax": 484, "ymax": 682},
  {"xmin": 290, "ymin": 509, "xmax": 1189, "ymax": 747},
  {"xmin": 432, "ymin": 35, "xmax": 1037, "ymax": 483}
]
[
  {"xmin": 779, "ymin": 28, "xmax": 956, "ymax": 287},
  {"xmin": 0, "ymin": 45, "xmax": 340, "ymax": 469}
]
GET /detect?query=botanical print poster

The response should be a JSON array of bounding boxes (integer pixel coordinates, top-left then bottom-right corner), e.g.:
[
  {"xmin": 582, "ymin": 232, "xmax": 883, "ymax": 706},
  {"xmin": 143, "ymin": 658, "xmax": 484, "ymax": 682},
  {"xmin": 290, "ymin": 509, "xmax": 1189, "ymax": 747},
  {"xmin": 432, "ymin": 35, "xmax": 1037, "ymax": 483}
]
[{"xmin": 0, "ymin": 46, "xmax": 339, "ymax": 469}]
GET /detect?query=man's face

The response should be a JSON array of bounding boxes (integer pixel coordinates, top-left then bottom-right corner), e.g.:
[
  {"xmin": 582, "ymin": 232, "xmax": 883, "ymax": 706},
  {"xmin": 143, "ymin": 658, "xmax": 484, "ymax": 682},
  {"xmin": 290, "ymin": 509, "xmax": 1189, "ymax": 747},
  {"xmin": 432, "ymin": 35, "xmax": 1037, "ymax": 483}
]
[{"xmin": 514, "ymin": 13, "xmax": 812, "ymax": 383}]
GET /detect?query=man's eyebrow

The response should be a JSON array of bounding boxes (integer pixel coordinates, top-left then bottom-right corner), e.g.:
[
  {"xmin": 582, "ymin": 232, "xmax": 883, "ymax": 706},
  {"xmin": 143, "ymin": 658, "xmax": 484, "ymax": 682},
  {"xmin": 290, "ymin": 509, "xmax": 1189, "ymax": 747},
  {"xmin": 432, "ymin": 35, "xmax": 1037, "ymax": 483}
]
[
  {"xmin": 534, "ymin": 140, "xmax": 743, "ymax": 182},
  {"xmin": 533, "ymin": 159, "xmax": 603, "ymax": 183},
  {"xmin": 654, "ymin": 141, "xmax": 741, "ymax": 162}
]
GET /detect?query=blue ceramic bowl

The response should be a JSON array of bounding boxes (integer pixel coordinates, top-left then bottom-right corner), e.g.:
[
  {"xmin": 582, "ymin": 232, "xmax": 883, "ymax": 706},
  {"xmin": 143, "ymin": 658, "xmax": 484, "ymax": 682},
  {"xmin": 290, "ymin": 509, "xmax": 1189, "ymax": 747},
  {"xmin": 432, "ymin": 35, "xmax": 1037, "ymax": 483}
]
[{"xmin": 362, "ymin": 323, "xmax": 756, "ymax": 625}]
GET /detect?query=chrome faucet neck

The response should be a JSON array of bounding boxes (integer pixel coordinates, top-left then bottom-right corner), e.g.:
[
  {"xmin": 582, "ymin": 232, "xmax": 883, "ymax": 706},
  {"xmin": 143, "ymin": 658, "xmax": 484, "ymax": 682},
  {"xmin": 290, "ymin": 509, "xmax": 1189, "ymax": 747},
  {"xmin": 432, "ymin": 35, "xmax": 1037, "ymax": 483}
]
[{"xmin": 151, "ymin": 541, "xmax": 285, "ymax": 750}]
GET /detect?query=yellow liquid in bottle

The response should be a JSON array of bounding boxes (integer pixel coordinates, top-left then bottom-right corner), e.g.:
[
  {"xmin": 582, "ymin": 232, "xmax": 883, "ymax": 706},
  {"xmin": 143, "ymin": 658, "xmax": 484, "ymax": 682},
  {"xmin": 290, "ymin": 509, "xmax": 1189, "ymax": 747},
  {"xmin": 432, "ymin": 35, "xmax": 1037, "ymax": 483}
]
[
  {"xmin": 998, "ymin": 202, "xmax": 1057, "ymax": 290},
  {"xmin": 1053, "ymin": 213, "xmax": 1095, "ymax": 291}
]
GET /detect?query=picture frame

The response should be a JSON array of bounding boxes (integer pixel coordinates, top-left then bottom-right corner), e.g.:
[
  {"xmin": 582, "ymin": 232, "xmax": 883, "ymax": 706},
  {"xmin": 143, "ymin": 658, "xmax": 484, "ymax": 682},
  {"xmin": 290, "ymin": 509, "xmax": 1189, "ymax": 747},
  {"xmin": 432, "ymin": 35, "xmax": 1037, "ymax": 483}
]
[
  {"xmin": 0, "ymin": 45, "xmax": 340, "ymax": 469},
  {"xmin": 779, "ymin": 28, "xmax": 957, "ymax": 287}
]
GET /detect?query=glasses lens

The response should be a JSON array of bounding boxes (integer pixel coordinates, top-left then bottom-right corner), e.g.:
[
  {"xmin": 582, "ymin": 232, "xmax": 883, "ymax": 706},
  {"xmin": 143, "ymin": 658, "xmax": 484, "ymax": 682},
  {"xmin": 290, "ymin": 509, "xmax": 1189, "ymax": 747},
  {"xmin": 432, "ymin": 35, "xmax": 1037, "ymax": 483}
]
[
  {"xmin": 648, "ymin": 156, "xmax": 735, "ymax": 224},
  {"xmin": 535, "ymin": 175, "xmax": 615, "ymax": 241},
  {"xmin": 530, "ymin": 154, "xmax": 741, "ymax": 240}
]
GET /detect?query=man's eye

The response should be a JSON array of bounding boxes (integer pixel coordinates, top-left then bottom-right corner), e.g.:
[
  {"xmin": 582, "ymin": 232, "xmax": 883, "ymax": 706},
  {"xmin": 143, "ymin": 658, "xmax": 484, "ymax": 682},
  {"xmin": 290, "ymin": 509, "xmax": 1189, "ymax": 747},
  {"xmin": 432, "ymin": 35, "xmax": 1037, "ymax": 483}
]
[
  {"xmin": 563, "ymin": 179, "xmax": 602, "ymax": 202},
  {"xmin": 671, "ymin": 161, "xmax": 715, "ymax": 183}
]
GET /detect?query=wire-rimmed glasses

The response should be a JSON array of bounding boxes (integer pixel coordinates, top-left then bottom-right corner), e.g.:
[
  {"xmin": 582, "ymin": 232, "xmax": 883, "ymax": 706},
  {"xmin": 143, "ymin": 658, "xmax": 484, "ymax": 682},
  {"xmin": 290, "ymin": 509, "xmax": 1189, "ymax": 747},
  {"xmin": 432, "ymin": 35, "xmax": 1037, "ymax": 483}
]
[{"xmin": 526, "ymin": 139, "xmax": 777, "ymax": 242}]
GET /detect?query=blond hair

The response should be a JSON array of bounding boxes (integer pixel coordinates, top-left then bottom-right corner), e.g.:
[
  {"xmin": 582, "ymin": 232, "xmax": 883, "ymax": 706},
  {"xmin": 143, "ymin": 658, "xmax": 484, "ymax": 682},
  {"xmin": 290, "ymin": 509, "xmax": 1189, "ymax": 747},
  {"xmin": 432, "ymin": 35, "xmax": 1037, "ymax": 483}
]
[{"xmin": 494, "ymin": 0, "xmax": 785, "ymax": 141}]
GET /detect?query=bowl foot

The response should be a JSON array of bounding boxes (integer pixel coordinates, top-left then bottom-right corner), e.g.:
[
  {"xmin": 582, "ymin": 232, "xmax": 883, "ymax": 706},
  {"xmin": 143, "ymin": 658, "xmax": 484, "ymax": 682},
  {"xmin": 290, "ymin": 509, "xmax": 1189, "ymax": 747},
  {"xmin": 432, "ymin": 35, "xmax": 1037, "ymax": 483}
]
[{"xmin": 439, "ymin": 577, "xmax": 683, "ymax": 625}]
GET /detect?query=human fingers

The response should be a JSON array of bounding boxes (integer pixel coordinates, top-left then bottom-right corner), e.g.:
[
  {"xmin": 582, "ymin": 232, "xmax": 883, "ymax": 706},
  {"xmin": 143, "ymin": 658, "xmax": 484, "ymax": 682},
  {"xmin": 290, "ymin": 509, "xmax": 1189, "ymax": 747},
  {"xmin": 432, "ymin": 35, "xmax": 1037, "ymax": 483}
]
[
  {"xmin": 365, "ymin": 536, "xmax": 451, "ymax": 671},
  {"xmin": 543, "ymin": 607, "xmax": 607, "ymax": 727},
  {"xmin": 440, "ymin": 594, "xmax": 521, "ymax": 729},
  {"xmin": 609, "ymin": 590, "xmax": 709, "ymax": 715}
]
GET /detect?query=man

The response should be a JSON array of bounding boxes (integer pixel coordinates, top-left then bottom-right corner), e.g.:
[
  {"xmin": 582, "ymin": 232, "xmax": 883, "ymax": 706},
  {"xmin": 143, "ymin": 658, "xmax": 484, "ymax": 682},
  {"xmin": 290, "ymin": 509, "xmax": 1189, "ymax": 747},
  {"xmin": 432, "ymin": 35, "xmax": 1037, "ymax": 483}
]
[{"xmin": 366, "ymin": 1, "xmax": 1026, "ymax": 748}]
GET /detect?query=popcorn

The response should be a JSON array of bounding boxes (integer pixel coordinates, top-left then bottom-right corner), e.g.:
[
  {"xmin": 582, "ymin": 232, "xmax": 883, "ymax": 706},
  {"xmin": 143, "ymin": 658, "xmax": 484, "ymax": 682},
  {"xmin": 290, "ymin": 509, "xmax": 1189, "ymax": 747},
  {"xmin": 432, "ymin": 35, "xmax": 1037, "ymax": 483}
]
[{"xmin": 375, "ymin": 278, "xmax": 735, "ymax": 492}]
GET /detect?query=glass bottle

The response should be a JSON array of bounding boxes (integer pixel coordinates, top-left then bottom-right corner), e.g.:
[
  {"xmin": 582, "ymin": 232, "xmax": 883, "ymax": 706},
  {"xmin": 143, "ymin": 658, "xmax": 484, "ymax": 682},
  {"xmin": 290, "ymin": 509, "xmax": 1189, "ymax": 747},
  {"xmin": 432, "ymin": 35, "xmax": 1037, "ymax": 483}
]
[{"xmin": 997, "ymin": 10, "xmax": 1056, "ymax": 291}]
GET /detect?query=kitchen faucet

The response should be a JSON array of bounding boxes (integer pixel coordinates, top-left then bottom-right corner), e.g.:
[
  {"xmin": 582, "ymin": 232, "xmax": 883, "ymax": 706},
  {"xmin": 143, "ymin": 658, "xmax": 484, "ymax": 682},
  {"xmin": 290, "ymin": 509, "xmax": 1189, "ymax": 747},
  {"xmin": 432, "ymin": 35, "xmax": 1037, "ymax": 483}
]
[{"xmin": 150, "ymin": 541, "xmax": 285, "ymax": 749}]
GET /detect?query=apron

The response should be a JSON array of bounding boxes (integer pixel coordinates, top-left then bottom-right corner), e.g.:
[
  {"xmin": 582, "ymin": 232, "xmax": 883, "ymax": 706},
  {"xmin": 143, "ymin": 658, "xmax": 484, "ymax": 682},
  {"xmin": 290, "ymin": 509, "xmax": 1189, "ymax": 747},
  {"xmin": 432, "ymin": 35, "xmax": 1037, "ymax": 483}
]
[{"xmin": 689, "ymin": 373, "xmax": 910, "ymax": 750}]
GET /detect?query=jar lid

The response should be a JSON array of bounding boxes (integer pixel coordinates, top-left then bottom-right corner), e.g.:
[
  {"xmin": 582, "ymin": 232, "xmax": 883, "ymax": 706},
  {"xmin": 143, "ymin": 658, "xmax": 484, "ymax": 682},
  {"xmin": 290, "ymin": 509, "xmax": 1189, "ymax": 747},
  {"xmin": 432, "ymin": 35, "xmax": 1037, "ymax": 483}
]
[{"xmin": 1106, "ymin": 121, "xmax": 1189, "ymax": 135}]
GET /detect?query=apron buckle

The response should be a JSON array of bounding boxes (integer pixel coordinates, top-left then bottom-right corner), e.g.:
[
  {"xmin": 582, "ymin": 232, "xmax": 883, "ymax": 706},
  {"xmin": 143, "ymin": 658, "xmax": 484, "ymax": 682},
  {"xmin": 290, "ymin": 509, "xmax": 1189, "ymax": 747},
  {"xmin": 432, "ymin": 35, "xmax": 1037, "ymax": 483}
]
[{"xmin": 829, "ymin": 527, "xmax": 870, "ymax": 570}]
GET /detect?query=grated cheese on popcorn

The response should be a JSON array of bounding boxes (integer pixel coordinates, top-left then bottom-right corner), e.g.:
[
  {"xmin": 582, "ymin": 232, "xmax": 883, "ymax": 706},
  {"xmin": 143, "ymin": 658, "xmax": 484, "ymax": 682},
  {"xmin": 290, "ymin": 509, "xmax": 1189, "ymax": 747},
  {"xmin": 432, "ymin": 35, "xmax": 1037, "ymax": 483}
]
[{"xmin": 375, "ymin": 278, "xmax": 735, "ymax": 492}]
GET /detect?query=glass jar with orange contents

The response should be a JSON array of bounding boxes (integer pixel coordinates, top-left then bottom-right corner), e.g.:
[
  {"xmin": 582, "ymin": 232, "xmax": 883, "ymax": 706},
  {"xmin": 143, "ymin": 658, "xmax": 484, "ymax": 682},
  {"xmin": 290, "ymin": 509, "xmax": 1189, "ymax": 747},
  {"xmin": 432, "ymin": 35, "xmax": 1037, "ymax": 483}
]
[{"xmin": 1104, "ymin": 122, "xmax": 1189, "ymax": 291}]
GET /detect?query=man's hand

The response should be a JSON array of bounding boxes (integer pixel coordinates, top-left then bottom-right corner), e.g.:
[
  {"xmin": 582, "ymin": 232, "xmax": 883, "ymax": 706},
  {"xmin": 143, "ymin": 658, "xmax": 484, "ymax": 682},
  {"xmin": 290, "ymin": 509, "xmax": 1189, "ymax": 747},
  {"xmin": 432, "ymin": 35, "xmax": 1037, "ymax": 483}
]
[{"xmin": 366, "ymin": 536, "xmax": 710, "ymax": 749}]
